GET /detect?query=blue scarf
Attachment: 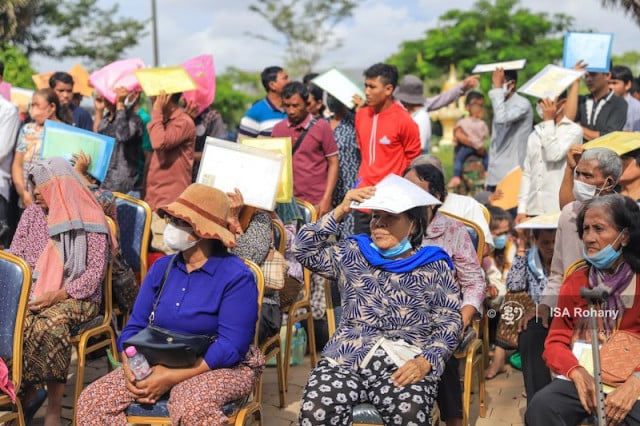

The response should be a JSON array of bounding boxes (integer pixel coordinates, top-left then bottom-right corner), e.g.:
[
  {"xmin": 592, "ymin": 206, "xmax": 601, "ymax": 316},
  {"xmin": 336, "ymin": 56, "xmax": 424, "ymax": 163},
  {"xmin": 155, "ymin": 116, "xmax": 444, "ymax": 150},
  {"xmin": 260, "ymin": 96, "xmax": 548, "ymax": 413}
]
[{"xmin": 350, "ymin": 234, "xmax": 454, "ymax": 273}]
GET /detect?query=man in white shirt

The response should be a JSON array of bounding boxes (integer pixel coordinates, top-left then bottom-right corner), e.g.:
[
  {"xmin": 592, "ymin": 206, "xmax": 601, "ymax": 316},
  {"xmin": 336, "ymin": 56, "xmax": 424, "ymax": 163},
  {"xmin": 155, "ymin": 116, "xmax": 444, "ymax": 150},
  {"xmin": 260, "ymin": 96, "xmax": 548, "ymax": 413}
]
[
  {"xmin": 515, "ymin": 93, "xmax": 583, "ymax": 224},
  {"xmin": 0, "ymin": 60, "xmax": 20, "ymax": 247}
]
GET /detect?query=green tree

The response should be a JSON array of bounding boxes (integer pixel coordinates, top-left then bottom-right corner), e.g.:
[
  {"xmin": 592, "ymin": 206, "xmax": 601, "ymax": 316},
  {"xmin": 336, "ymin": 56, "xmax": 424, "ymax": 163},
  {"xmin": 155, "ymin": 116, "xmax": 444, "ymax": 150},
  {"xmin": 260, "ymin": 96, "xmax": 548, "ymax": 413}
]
[
  {"xmin": 213, "ymin": 68, "xmax": 263, "ymax": 133},
  {"xmin": 388, "ymin": 0, "xmax": 574, "ymax": 94},
  {"xmin": 2, "ymin": 0, "xmax": 147, "ymax": 67},
  {"xmin": 0, "ymin": 44, "xmax": 36, "ymax": 89},
  {"xmin": 612, "ymin": 50, "xmax": 640, "ymax": 75},
  {"xmin": 601, "ymin": 0, "xmax": 640, "ymax": 26},
  {"xmin": 249, "ymin": 0, "xmax": 358, "ymax": 76}
]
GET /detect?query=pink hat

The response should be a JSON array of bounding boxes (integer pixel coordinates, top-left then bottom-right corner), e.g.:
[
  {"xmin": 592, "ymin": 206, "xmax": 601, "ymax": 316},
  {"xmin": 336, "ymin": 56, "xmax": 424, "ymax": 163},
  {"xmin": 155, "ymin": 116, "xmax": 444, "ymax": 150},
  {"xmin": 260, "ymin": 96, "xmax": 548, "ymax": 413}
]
[
  {"xmin": 89, "ymin": 58, "xmax": 145, "ymax": 103},
  {"xmin": 182, "ymin": 54, "xmax": 216, "ymax": 115}
]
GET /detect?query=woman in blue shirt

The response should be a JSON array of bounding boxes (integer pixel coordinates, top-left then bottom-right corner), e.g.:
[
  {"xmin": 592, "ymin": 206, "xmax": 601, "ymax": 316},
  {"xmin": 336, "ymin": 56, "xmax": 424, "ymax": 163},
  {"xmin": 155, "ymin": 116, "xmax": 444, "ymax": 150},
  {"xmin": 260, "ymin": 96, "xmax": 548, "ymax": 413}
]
[{"xmin": 76, "ymin": 184, "xmax": 264, "ymax": 425}]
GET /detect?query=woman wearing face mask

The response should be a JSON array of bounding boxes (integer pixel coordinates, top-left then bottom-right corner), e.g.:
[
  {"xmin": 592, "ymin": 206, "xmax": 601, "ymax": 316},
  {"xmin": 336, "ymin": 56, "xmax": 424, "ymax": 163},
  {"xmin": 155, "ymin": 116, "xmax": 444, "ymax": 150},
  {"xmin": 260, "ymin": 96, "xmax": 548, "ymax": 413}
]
[
  {"xmin": 294, "ymin": 175, "xmax": 462, "ymax": 425},
  {"xmin": 11, "ymin": 89, "xmax": 68, "ymax": 208},
  {"xmin": 92, "ymin": 86, "xmax": 144, "ymax": 193},
  {"xmin": 76, "ymin": 183, "xmax": 264, "ymax": 425},
  {"xmin": 526, "ymin": 194, "xmax": 640, "ymax": 426}
]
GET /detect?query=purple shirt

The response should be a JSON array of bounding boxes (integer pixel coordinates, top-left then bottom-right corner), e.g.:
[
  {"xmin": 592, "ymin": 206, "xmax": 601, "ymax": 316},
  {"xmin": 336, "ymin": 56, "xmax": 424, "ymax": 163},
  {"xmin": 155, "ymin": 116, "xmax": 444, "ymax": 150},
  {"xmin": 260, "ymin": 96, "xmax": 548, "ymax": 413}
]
[{"xmin": 272, "ymin": 114, "xmax": 338, "ymax": 205}]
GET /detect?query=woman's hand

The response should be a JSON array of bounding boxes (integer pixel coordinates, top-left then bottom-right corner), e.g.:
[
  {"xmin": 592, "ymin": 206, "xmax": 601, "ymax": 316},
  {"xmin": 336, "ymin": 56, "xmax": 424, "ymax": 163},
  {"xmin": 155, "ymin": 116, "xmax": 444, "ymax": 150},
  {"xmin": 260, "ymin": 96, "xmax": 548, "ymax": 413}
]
[
  {"xmin": 569, "ymin": 366, "xmax": 597, "ymax": 415},
  {"xmin": 130, "ymin": 365, "xmax": 175, "ymax": 404},
  {"xmin": 391, "ymin": 356, "xmax": 431, "ymax": 387},
  {"xmin": 226, "ymin": 188, "xmax": 244, "ymax": 233},
  {"xmin": 566, "ymin": 144, "xmax": 584, "ymax": 171},
  {"xmin": 71, "ymin": 150, "xmax": 91, "ymax": 176},
  {"xmin": 334, "ymin": 187, "xmax": 375, "ymax": 222},
  {"xmin": 28, "ymin": 289, "xmax": 68, "ymax": 311},
  {"xmin": 21, "ymin": 192, "xmax": 34, "ymax": 208},
  {"xmin": 604, "ymin": 375, "xmax": 640, "ymax": 425}
]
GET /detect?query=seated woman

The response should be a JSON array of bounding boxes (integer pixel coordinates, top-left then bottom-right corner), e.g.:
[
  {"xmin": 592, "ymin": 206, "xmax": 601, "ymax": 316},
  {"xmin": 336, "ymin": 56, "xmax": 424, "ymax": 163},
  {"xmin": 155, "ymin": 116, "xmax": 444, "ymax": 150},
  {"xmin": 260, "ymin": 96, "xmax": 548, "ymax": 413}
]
[
  {"xmin": 294, "ymin": 178, "xmax": 462, "ymax": 425},
  {"xmin": 76, "ymin": 184, "xmax": 264, "ymax": 425},
  {"xmin": 526, "ymin": 194, "xmax": 640, "ymax": 425},
  {"xmin": 10, "ymin": 157, "xmax": 111, "ymax": 425}
]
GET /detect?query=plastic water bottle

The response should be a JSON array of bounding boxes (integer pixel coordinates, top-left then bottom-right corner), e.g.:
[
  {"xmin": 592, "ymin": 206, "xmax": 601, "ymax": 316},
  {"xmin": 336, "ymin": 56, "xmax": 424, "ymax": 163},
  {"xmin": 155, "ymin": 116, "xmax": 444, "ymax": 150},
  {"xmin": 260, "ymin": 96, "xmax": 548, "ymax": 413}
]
[
  {"xmin": 125, "ymin": 346, "xmax": 152, "ymax": 380},
  {"xmin": 291, "ymin": 322, "xmax": 307, "ymax": 365}
]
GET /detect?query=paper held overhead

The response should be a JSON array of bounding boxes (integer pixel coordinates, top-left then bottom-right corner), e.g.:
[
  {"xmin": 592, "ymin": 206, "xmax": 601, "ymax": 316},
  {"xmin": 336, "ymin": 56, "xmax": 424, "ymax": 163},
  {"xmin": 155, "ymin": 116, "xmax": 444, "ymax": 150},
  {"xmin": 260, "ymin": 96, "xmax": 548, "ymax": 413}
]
[
  {"xmin": 350, "ymin": 174, "xmax": 441, "ymax": 214},
  {"xmin": 89, "ymin": 58, "xmax": 145, "ymax": 104},
  {"xmin": 196, "ymin": 138, "xmax": 284, "ymax": 211},
  {"xmin": 311, "ymin": 68, "xmax": 365, "ymax": 109},
  {"xmin": 563, "ymin": 32, "xmax": 613, "ymax": 73},
  {"xmin": 518, "ymin": 64, "xmax": 585, "ymax": 99},
  {"xmin": 134, "ymin": 66, "xmax": 197, "ymax": 96},
  {"xmin": 583, "ymin": 132, "xmax": 640, "ymax": 156},
  {"xmin": 240, "ymin": 137, "xmax": 293, "ymax": 203},
  {"xmin": 471, "ymin": 59, "xmax": 527, "ymax": 73},
  {"xmin": 515, "ymin": 211, "xmax": 561, "ymax": 230}
]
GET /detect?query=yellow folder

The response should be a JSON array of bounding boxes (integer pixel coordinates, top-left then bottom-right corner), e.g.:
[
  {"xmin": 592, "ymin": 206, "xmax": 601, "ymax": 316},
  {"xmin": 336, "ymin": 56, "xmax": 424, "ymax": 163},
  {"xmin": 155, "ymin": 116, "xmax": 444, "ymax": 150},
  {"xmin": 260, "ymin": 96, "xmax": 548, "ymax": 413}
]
[
  {"xmin": 134, "ymin": 66, "xmax": 196, "ymax": 96},
  {"xmin": 583, "ymin": 132, "xmax": 640, "ymax": 156},
  {"xmin": 240, "ymin": 137, "xmax": 294, "ymax": 203},
  {"xmin": 491, "ymin": 167, "xmax": 522, "ymax": 210}
]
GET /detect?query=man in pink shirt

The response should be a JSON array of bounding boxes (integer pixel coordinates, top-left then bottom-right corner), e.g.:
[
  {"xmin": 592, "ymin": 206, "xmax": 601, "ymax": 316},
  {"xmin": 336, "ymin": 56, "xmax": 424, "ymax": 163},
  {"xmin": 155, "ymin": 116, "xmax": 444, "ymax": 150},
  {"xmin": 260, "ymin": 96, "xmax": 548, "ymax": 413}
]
[
  {"xmin": 272, "ymin": 81, "xmax": 339, "ymax": 217},
  {"xmin": 145, "ymin": 91, "xmax": 196, "ymax": 253}
]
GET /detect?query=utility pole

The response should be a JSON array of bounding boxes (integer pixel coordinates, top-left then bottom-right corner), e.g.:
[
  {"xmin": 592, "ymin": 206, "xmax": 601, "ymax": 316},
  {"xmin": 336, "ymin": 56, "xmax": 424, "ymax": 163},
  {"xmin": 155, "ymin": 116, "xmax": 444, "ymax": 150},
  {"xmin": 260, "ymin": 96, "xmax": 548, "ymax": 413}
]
[{"xmin": 151, "ymin": 0, "xmax": 159, "ymax": 67}]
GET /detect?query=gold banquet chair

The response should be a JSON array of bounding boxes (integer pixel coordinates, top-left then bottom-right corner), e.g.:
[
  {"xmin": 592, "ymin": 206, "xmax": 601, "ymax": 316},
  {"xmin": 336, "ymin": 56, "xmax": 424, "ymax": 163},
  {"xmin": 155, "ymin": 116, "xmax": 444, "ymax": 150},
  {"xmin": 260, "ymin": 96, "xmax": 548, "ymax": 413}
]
[
  {"xmin": 124, "ymin": 258, "xmax": 265, "ymax": 426},
  {"xmin": 70, "ymin": 217, "xmax": 119, "ymax": 425},
  {"xmin": 0, "ymin": 251, "xmax": 32, "ymax": 426}
]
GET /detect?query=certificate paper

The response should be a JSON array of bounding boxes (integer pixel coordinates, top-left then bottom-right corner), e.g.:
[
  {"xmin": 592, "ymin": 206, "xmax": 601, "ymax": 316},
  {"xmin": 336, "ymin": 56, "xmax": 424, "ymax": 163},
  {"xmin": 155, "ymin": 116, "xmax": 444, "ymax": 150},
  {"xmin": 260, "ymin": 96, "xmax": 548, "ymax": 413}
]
[
  {"xmin": 583, "ymin": 132, "xmax": 640, "ymax": 156},
  {"xmin": 311, "ymin": 68, "xmax": 365, "ymax": 109},
  {"xmin": 134, "ymin": 66, "xmax": 197, "ymax": 96},
  {"xmin": 518, "ymin": 65, "xmax": 585, "ymax": 99},
  {"xmin": 196, "ymin": 138, "xmax": 284, "ymax": 211},
  {"xmin": 471, "ymin": 59, "xmax": 527, "ymax": 73},
  {"xmin": 563, "ymin": 32, "xmax": 613, "ymax": 72},
  {"xmin": 42, "ymin": 120, "xmax": 115, "ymax": 182}
]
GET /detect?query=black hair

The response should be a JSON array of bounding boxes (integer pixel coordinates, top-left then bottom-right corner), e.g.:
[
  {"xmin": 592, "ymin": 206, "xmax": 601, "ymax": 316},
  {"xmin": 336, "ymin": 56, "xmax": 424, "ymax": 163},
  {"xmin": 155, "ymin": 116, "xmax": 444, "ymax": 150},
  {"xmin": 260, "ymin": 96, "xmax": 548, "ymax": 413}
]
[
  {"xmin": 169, "ymin": 92, "xmax": 182, "ymax": 105},
  {"xmin": 306, "ymin": 83, "xmax": 325, "ymax": 115},
  {"xmin": 403, "ymin": 163, "xmax": 447, "ymax": 209},
  {"xmin": 48, "ymin": 71, "xmax": 74, "ymax": 88},
  {"xmin": 34, "ymin": 88, "xmax": 67, "ymax": 123},
  {"xmin": 611, "ymin": 65, "xmax": 634, "ymax": 84},
  {"xmin": 486, "ymin": 205, "xmax": 513, "ymax": 231},
  {"xmin": 363, "ymin": 63, "xmax": 399, "ymax": 88},
  {"xmin": 577, "ymin": 194, "xmax": 640, "ymax": 272},
  {"xmin": 622, "ymin": 147, "xmax": 640, "ymax": 167},
  {"xmin": 302, "ymin": 73, "xmax": 319, "ymax": 85},
  {"xmin": 405, "ymin": 205, "xmax": 428, "ymax": 248},
  {"xmin": 465, "ymin": 91, "xmax": 485, "ymax": 106},
  {"xmin": 631, "ymin": 79, "xmax": 640, "ymax": 96},
  {"xmin": 0, "ymin": 60, "xmax": 4, "ymax": 78},
  {"xmin": 504, "ymin": 70, "xmax": 518, "ymax": 84},
  {"xmin": 281, "ymin": 81, "xmax": 309, "ymax": 102},
  {"xmin": 261, "ymin": 66, "xmax": 283, "ymax": 92}
]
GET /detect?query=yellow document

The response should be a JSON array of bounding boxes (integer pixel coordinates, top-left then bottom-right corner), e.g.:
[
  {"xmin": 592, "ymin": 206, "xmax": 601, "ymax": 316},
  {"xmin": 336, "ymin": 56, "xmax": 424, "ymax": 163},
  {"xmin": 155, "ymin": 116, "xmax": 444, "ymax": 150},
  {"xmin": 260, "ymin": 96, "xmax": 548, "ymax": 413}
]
[
  {"xmin": 240, "ymin": 137, "xmax": 294, "ymax": 203},
  {"xmin": 32, "ymin": 72, "xmax": 55, "ymax": 90},
  {"xmin": 68, "ymin": 64, "xmax": 94, "ymax": 97},
  {"xmin": 134, "ymin": 66, "xmax": 196, "ymax": 96},
  {"xmin": 491, "ymin": 167, "xmax": 522, "ymax": 210},
  {"xmin": 583, "ymin": 132, "xmax": 640, "ymax": 156}
]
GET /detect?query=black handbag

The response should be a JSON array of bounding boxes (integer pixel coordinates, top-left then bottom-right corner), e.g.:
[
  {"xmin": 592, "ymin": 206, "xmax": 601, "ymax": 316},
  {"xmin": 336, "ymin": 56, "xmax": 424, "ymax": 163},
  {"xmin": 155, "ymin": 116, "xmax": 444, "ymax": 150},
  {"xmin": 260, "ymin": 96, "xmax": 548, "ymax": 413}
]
[{"xmin": 123, "ymin": 256, "xmax": 215, "ymax": 368}]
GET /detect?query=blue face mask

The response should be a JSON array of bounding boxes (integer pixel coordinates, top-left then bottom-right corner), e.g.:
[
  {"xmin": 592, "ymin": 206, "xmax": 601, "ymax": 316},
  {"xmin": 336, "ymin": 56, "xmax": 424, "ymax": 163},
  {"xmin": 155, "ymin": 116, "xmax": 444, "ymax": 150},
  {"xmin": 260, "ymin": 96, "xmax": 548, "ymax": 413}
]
[
  {"xmin": 370, "ymin": 237, "xmax": 413, "ymax": 259},
  {"xmin": 582, "ymin": 232, "xmax": 624, "ymax": 270},
  {"xmin": 493, "ymin": 234, "xmax": 507, "ymax": 250}
]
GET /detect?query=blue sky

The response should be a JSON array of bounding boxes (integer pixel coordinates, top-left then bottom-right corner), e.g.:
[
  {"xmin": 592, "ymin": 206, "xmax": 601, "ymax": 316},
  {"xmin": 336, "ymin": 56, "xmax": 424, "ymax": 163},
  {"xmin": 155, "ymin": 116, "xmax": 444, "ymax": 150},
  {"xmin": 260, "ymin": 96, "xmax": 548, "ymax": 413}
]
[{"xmin": 33, "ymin": 0, "xmax": 640, "ymax": 74}]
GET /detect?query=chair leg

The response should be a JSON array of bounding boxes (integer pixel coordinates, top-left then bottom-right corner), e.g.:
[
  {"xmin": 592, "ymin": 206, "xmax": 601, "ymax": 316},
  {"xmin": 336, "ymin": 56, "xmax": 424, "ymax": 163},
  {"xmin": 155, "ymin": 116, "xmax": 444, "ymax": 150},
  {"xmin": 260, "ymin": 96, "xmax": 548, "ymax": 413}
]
[
  {"xmin": 283, "ymin": 316, "xmax": 294, "ymax": 392},
  {"xmin": 305, "ymin": 312, "xmax": 317, "ymax": 368},
  {"xmin": 275, "ymin": 346, "xmax": 286, "ymax": 408},
  {"xmin": 462, "ymin": 350, "xmax": 475, "ymax": 426},
  {"xmin": 478, "ymin": 352, "xmax": 487, "ymax": 418},
  {"xmin": 72, "ymin": 342, "xmax": 87, "ymax": 426}
]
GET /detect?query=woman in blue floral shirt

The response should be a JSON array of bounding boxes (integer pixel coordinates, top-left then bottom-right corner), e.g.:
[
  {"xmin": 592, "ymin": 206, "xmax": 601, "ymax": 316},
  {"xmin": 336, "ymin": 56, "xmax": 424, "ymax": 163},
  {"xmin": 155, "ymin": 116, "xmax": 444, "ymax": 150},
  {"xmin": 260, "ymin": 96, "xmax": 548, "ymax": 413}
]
[{"xmin": 294, "ymin": 180, "xmax": 462, "ymax": 426}]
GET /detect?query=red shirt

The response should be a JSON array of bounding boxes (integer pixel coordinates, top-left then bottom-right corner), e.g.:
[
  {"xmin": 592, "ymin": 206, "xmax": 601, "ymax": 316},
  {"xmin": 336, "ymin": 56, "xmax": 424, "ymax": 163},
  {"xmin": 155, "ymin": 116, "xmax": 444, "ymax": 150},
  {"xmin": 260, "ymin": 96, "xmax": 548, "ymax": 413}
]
[
  {"xmin": 355, "ymin": 101, "xmax": 421, "ymax": 187},
  {"xmin": 272, "ymin": 114, "xmax": 338, "ymax": 205},
  {"xmin": 145, "ymin": 108, "xmax": 196, "ymax": 210}
]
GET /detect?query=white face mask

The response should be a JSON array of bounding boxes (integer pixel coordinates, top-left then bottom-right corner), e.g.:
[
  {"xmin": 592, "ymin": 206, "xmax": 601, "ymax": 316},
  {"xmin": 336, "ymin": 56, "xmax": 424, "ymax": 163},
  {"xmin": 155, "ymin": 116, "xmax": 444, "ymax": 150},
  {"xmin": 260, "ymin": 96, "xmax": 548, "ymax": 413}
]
[
  {"xmin": 573, "ymin": 178, "xmax": 611, "ymax": 202},
  {"xmin": 163, "ymin": 222, "xmax": 199, "ymax": 252}
]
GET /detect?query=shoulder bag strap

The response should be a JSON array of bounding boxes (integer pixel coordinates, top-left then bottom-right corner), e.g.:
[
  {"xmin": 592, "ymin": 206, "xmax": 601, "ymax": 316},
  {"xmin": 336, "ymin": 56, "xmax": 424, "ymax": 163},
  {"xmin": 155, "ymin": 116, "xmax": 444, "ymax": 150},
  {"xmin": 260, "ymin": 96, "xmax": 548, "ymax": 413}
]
[
  {"xmin": 148, "ymin": 255, "xmax": 178, "ymax": 325},
  {"xmin": 291, "ymin": 118, "xmax": 318, "ymax": 155}
]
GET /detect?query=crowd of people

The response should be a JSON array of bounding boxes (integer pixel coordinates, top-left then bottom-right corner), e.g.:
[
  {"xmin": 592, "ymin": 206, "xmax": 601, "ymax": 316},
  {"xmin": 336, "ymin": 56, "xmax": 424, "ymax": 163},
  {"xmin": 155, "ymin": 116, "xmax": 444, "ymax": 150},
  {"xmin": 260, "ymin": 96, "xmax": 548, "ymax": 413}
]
[{"xmin": 1, "ymin": 51, "xmax": 640, "ymax": 426}]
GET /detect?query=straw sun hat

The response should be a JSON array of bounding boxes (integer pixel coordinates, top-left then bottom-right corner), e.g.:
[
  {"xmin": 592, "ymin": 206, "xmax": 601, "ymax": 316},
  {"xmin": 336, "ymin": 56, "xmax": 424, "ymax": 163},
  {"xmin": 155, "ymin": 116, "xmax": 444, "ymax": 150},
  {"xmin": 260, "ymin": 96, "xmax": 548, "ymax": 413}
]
[{"xmin": 158, "ymin": 183, "xmax": 236, "ymax": 248}]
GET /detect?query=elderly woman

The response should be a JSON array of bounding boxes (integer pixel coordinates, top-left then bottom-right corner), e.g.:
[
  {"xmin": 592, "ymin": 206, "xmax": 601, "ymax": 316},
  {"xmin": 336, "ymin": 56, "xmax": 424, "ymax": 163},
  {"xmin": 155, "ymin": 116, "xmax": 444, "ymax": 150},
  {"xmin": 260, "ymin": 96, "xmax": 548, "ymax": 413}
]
[
  {"xmin": 526, "ymin": 194, "xmax": 640, "ymax": 425},
  {"xmin": 10, "ymin": 157, "xmax": 111, "ymax": 425},
  {"xmin": 294, "ymin": 176, "xmax": 462, "ymax": 425},
  {"xmin": 76, "ymin": 184, "xmax": 264, "ymax": 425}
]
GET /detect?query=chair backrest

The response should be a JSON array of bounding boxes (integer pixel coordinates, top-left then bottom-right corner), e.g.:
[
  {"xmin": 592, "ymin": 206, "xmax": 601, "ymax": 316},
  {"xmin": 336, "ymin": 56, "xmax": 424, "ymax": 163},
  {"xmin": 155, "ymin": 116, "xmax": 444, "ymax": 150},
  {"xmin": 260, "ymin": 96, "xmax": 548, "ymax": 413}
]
[
  {"xmin": 113, "ymin": 192, "xmax": 152, "ymax": 281},
  {"xmin": 479, "ymin": 203, "xmax": 490, "ymax": 226},
  {"xmin": 242, "ymin": 258, "xmax": 265, "ymax": 348},
  {"xmin": 0, "ymin": 251, "xmax": 32, "ymax": 393},
  {"xmin": 101, "ymin": 217, "xmax": 117, "ymax": 326},
  {"xmin": 272, "ymin": 218, "xmax": 286, "ymax": 255},
  {"xmin": 440, "ymin": 211, "xmax": 485, "ymax": 262},
  {"xmin": 295, "ymin": 198, "xmax": 317, "ymax": 224}
]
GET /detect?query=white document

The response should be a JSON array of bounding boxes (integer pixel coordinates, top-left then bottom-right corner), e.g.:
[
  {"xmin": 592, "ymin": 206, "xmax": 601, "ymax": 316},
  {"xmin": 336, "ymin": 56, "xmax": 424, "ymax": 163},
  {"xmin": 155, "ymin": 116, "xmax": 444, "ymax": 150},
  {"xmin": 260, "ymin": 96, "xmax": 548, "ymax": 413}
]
[
  {"xmin": 472, "ymin": 59, "xmax": 527, "ymax": 73},
  {"xmin": 518, "ymin": 64, "xmax": 585, "ymax": 99},
  {"xmin": 563, "ymin": 32, "xmax": 613, "ymax": 73},
  {"xmin": 515, "ymin": 211, "xmax": 561, "ymax": 230},
  {"xmin": 311, "ymin": 68, "xmax": 365, "ymax": 109},
  {"xmin": 350, "ymin": 174, "xmax": 440, "ymax": 213},
  {"xmin": 196, "ymin": 138, "xmax": 284, "ymax": 211}
]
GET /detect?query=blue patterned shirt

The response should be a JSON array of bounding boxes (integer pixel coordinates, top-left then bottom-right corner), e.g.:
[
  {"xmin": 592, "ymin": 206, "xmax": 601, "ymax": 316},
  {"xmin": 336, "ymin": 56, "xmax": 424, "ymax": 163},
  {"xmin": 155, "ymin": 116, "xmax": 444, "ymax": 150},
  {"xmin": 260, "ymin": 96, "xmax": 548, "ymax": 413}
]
[
  {"xmin": 505, "ymin": 249, "xmax": 549, "ymax": 305},
  {"xmin": 293, "ymin": 213, "xmax": 462, "ymax": 378}
]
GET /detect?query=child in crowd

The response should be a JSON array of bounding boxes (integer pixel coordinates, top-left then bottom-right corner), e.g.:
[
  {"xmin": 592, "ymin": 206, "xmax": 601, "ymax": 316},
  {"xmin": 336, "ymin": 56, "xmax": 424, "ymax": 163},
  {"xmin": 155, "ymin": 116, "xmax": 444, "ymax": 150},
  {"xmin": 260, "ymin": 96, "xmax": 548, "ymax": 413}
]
[{"xmin": 449, "ymin": 92, "xmax": 489, "ymax": 188}]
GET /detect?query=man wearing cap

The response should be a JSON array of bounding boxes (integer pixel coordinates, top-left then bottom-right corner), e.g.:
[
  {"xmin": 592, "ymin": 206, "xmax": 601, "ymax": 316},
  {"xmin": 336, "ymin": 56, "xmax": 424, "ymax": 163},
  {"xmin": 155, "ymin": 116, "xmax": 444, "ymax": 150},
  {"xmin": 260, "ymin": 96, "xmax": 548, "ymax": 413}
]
[
  {"xmin": 354, "ymin": 63, "xmax": 421, "ymax": 234},
  {"xmin": 145, "ymin": 91, "xmax": 196, "ymax": 253},
  {"xmin": 49, "ymin": 72, "xmax": 93, "ymax": 131},
  {"xmin": 485, "ymin": 68, "xmax": 533, "ymax": 193},
  {"xmin": 395, "ymin": 74, "xmax": 480, "ymax": 154},
  {"xmin": 565, "ymin": 62, "xmax": 627, "ymax": 141}
]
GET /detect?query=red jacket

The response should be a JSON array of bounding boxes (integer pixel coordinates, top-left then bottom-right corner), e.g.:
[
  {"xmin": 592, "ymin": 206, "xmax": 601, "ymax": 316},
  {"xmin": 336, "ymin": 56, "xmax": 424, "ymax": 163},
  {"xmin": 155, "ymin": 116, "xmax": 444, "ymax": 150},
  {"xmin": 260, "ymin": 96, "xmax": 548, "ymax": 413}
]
[{"xmin": 355, "ymin": 102, "xmax": 421, "ymax": 187}]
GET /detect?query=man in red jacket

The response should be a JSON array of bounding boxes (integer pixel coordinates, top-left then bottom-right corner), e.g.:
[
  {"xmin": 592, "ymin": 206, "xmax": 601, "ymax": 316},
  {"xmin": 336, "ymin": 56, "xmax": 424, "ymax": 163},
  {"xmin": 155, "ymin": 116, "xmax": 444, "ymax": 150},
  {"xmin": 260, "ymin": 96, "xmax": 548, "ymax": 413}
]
[{"xmin": 354, "ymin": 63, "xmax": 421, "ymax": 234}]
